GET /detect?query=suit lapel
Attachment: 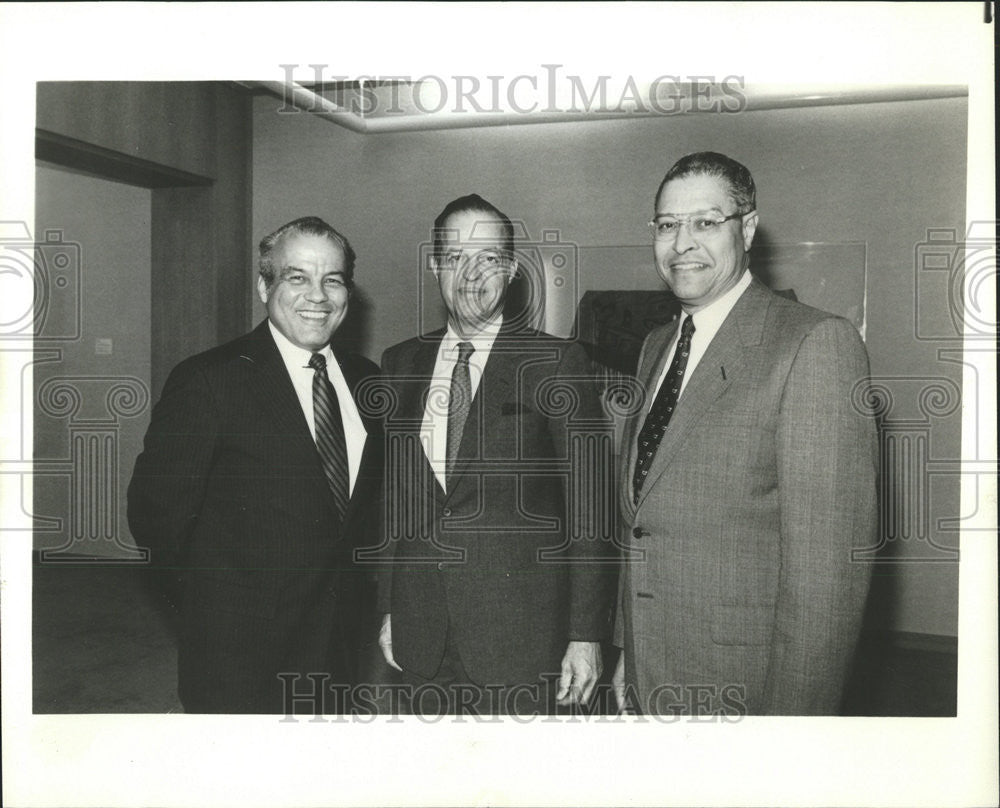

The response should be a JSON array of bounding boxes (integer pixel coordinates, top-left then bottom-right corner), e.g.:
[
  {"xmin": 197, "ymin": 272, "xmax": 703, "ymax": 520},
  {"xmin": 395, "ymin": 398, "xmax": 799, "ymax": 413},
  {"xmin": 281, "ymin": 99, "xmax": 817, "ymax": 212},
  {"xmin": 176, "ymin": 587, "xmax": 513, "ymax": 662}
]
[
  {"xmin": 334, "ymin": 347, "xmax": 379, "ymax": 525},
  {"xmin": 444, "ymin": 329, "xmax": 515, "ymax": 502},
  {"xmin": 243, "ymin": 321, "xmax": 315, "ymax": 444},
  {"xmin": 336, "ymin": 348, "xmax": 378, "ymax": 436},
  {"xmin": 620, "ymin": 320, "xmax": 677, "ymax": 520},
  {"xmin": 631, "ymin": 281, "xmax": 772, "ymax": 511},
  {"xmin": 405, "ymin": 332, "xmax": 448, "ymax": 502},
  {"xmin": 242, "ymin": 321, "xmax": 336, "ymax": 513}
]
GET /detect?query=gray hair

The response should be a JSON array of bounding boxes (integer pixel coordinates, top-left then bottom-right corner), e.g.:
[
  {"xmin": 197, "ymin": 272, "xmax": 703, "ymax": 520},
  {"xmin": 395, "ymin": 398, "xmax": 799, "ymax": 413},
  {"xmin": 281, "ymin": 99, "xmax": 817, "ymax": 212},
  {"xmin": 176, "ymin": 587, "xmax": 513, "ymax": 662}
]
[{"xmin": 258, "ymin": 216, "xmax": 355, "ymax": 287}]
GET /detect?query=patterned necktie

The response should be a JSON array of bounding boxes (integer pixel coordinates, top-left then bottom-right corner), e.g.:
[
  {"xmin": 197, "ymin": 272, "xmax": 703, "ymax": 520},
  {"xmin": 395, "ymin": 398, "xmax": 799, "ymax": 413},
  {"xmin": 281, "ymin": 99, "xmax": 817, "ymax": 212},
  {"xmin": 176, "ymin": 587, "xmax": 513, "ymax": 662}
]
[
  {"xmin": 632, "ymin": 315, "xmax": 696, "ymax": 503},
  {"xmin": 308, "ymin": 352, "xmax": 350, "ymax": 520},
  {"xmin": 446, "ymin": 341, "xmax": 475, "ymax": 489}
]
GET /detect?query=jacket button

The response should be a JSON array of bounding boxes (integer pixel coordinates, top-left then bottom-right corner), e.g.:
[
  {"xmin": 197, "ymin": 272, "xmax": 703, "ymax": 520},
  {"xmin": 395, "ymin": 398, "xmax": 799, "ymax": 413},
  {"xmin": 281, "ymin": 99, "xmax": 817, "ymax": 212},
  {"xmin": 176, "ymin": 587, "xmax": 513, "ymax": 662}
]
[
  {"xmin": 632, "ymin": 526, "xmax": 647, "ymax": 539},
  {"xmin": 442, "ymin": 507, "xmax": 452, "ymax": 517},
  {"xmin": 437, "ymin": 562, "xmax": 445, "ymax": 571},
  {"xmin": 326, "ymin": 587, "xmax": 338, "ymax": 600}
]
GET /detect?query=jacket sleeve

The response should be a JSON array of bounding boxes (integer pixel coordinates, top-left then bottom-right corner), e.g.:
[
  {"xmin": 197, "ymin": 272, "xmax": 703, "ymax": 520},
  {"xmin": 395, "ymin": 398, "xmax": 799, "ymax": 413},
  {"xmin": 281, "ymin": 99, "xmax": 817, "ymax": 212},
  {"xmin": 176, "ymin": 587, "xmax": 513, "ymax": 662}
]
[
  {"xmin": 612, "ymin": 332, "xmax": 654, "ymax": 649},
  {"xmin": 127, "ymin": 360, "xmax": 219, "ymax": 577},
  {"xmin": 764, "ymin": 317, "xmax": 878, "ymax": 714},
  {"xmin": 373, "ymin": 347, "xmax": 396, "ymax": 615},
  {"xmin": 551, "ymin": 340, "xmax": 618, "ymax": 643}
]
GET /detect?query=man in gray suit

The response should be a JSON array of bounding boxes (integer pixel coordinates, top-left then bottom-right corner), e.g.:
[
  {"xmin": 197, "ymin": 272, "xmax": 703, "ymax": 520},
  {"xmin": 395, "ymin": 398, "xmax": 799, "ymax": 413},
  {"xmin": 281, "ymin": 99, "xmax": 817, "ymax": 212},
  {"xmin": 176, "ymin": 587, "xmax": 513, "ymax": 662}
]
[{"xmin": 613, "ymin": 152, "xmax": 877, "ymax": 716}]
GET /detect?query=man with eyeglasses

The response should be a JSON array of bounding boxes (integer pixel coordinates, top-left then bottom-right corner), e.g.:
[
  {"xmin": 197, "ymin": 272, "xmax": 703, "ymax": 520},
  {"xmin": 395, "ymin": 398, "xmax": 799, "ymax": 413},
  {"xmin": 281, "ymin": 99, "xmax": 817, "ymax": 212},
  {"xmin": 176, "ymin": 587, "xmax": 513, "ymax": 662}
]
[
  {"xmin": 374, "ymin": 194, "xmax": 616, "ymax": 715},
  {"xmin": 613, "ymin": 152, "xmax": 877, "ymax": 715}
]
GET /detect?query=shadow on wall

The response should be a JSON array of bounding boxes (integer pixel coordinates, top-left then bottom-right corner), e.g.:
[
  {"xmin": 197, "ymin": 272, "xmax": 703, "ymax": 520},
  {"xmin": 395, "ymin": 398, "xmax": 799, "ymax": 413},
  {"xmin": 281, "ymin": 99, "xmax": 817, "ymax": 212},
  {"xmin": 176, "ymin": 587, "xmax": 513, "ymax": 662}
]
[{"xmin": 333, "ymin": 283, "xmax": 374, "ymax": 357}]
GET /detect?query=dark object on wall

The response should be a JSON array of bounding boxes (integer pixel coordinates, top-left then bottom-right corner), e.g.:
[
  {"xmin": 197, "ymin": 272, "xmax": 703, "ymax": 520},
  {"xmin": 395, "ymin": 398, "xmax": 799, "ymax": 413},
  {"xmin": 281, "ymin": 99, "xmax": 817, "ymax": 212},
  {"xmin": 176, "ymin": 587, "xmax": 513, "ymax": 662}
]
[
  {"xmin": 576, "ymin": 286, "xmax": 799, "ymax": 377},
  {"xmin": 577, "ymin": 289, "xmax": 679, "ymax": 377}
]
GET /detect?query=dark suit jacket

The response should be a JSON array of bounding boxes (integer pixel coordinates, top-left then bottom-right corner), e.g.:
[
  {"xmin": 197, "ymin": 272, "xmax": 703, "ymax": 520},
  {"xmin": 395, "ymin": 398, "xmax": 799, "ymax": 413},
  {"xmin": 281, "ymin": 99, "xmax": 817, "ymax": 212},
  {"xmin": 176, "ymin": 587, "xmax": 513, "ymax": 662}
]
[
  {"xmin": 375, "ymin": 326, "xmax": 617, "ymax": 687},
  {"xmin": 615, "ymin": 279, "xmax": 877, "ymax": 715},
  {"xmin": 127, "ymin": 320, "xmax": 383, "ymax": 713}
]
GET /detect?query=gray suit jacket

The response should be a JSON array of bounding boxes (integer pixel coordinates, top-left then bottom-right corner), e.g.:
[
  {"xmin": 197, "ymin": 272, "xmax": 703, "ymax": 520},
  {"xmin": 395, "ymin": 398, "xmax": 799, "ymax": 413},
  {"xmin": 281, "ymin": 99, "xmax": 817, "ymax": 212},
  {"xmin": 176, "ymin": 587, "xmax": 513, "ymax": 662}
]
[{"xmin": 616, "ymin": 279, "xmax": 877, "ymax": 715}]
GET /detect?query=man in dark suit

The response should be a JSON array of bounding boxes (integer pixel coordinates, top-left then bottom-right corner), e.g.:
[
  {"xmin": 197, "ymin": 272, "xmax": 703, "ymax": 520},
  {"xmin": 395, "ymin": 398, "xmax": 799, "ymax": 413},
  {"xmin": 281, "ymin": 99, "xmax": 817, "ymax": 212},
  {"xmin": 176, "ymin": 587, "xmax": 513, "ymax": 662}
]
[
  {"xmin": 128, "ymin": 216, "xmax": 382, "ymax": 714},
  {"xmin": 374, "ymin": 194, "xmax": 616, "ymax": 715},
  {"xmin": 613, "ymin": 153, "xmax": 878, "ymax": 716}
]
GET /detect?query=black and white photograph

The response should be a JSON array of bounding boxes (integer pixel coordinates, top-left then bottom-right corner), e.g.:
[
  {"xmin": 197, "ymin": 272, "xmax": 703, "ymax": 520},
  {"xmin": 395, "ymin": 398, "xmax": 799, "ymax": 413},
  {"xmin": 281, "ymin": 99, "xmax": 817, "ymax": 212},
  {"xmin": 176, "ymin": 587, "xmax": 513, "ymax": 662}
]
[{"xmin": 1, "ymin": 2, "xmax": 996, "ymax": 806}]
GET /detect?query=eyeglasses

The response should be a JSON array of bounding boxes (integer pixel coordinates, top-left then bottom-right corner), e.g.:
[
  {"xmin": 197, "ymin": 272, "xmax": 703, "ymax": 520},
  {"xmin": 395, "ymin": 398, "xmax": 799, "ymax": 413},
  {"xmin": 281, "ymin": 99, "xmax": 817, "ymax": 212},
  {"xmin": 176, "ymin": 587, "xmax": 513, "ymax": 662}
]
[
  {"xmin": 648, "ymin": 210, "xmax": 752, "ymax": 241},
  {"xmin": 436, "ymin": 248, "xmax": 511, "ymax": 270}
]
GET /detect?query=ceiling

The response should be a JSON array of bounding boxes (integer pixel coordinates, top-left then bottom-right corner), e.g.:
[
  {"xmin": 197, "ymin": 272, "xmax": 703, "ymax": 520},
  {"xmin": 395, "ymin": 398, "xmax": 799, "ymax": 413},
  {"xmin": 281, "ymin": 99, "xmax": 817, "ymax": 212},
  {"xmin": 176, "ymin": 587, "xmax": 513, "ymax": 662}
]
[{"xmin": 244, "ymin": 77, "xmax": 966, "ymax": 134}]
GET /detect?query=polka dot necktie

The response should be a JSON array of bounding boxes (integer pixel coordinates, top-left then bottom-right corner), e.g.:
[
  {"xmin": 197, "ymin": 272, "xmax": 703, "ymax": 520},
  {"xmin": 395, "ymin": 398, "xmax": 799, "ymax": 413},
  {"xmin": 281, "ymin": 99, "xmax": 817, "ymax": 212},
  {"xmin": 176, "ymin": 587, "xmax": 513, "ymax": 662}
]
[
  {"xmin": 632, "ymin": 315, "xmax": 696, "ymax": 503},
  {"xmin": 309, "ymin": 352, "xmax": 350, "ymax": 520}
]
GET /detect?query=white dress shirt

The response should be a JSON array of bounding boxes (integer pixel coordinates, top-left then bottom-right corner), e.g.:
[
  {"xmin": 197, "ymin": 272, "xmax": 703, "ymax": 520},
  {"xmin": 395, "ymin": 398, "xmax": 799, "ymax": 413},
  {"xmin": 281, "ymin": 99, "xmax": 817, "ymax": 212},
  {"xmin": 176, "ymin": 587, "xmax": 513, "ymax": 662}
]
[
  {"xmin": 649, "ymin": 270, "xmax": 753, "ymax": 409},
  {"xmin": 269, "ymin": 321, "xmax": 367, "ymax": 494},
  {"xmin": 421, "ymin": 317, "xmax": 503, "ymax": 491}
]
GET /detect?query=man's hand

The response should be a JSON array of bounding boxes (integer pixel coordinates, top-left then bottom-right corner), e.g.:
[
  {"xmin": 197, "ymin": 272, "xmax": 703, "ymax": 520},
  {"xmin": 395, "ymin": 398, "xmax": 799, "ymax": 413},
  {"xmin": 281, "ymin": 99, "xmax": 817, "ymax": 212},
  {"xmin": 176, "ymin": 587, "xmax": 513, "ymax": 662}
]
[
  {"xmin": 556, "ymin": 641, "xmax": 602, "ymax": 705},
  {"xmin": 379, "ymin": 613, "xmax": 402, "ymax": 671},
  {"xmin": 612, "ymin": 651, "xmax": 626, "ymax": 713}
]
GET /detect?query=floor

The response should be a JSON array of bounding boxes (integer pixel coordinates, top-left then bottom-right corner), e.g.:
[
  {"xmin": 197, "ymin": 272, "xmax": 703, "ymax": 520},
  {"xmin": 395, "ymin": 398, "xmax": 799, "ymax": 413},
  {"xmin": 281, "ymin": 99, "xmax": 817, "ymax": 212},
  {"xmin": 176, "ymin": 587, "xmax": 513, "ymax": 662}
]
[
  {"xmin": 32, "ymin": 561, "xmax": 957, "ymax": 716},
  {"xmin": 32, "ymin": 560, "xmax": 184, "ymax": 713}
]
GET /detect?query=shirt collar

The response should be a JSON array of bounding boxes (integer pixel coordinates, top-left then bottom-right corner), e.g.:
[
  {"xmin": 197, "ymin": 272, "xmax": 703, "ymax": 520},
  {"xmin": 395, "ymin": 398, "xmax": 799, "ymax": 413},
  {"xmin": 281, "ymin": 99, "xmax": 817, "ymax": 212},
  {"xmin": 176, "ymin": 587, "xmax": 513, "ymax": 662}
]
[
  {"xmin": 268, "ymin": 320, "xmax": 333, "ymax": 369},
  {"xmin": 682, "ymin": 270, "xmax": 752, "ymax": 332},
  {"xmin": 443, "ymin": 315, "xmax": 503, "ymax": 352}
]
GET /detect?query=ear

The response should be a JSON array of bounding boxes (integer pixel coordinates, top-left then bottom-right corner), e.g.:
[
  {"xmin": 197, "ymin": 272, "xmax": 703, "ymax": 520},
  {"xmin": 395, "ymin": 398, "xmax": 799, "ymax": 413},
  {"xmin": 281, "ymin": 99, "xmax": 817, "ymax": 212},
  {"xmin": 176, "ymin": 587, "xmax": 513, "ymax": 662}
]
[
  {"xmin": 741, "ymin": 211, "xmax": 759, "ymax": 252},
  {"xmin": 506, "ymin": 257, "xmax": 519, "ymax": 279},
  {"xmin": 256, "ymin": 274, "xmax": 269, "ymax": 304},
  {"xmin": 429, "ymin": 255, "xmax": 441, "ymax": 280}
]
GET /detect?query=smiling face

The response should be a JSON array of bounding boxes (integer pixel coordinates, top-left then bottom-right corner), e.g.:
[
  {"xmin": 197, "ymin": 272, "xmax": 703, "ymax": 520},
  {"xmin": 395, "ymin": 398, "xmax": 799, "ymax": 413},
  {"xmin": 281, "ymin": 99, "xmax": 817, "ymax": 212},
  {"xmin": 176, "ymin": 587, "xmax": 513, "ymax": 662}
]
[
  {"xmin": 257, "ymin": 231, "xmax": 349, "ymax": 351},
  {"xmin": 653, "ymin": 173, "xmax": 758, "ymax": 312},
  {"xmin": 431, "ymin": 209, "xmax": 517, "ymax": 336}
]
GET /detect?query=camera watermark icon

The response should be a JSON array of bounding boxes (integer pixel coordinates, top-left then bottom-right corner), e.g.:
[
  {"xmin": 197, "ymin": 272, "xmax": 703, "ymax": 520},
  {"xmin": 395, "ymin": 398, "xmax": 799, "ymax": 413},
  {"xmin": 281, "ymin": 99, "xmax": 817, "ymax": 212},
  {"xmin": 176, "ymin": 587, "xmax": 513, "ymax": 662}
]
[
  {"xmin": 914, "ymin": 221, "xmax": 997, "ymax": 342},
  {"xmin": 416, "ymin": 220, "xmax": 579, "ymax": 339},
  {"xmin": 0, "ymin": 221, "xmax": 151, "ymax": 562},
  {"xmin": 0, "ymin": 222, "xmax": 81, "ymax": 342},
  {"xmin": 353, "ymin": 360, "xmax": 620, "ymax": 566}
]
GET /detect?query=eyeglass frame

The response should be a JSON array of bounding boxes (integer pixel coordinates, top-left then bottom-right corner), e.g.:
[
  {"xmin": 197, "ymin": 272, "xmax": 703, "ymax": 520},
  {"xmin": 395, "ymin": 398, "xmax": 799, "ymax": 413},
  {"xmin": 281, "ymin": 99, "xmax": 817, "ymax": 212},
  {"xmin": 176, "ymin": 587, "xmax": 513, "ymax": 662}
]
[
  {"xmin": 433, "ymin": 247, "xmax": 515, "ymax": 271},
  {"xmin": 647, "ymin": 209, "xmax": 754, "ymax": 241}
]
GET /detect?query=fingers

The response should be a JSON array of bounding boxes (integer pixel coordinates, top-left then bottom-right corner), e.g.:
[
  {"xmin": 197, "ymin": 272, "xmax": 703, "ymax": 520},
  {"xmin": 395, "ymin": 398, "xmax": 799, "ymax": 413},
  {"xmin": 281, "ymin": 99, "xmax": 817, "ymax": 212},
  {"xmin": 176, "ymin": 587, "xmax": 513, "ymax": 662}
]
[
  {"xmin": 379, "ymin": 613, "xmax": 403, "ymax": 672},
  {"xmin": 578, "ymin": 668, "xmax": 599, "ymax": 704},
  {"xmin": 556, "ymin": 666, "xmax": 573, "ymax": 703},
  {"xmin": 556, "ymin": 642, "xmax": 601, "ymax": 705},
  {"xmin": 612, "ymin": 653, "xmax": 626, "ymax": 712},
  {"xmin": 379, "ymin": 640, "xmax": 402, "ymax": 672},
  {"xmin": 556, "ymin": 665, "xmax": 597, "ymax": 705}
]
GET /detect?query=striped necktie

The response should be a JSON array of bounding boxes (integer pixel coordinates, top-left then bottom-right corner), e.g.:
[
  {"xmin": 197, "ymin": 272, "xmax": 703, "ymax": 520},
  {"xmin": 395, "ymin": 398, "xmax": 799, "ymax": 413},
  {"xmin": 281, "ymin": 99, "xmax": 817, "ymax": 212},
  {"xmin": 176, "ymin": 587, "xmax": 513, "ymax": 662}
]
[{"xmin": 308, "ymin": 352, "xmax": 350, "ymax": 519}]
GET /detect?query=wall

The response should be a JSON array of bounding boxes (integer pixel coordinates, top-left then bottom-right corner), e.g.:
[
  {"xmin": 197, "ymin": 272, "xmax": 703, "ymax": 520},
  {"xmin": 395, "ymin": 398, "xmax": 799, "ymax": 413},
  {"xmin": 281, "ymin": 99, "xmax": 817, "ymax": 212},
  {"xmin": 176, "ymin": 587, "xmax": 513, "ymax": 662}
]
[
  {"xmin": 37, "ymin": 82, "xmax": 254, "ymax": 396},
  {"xmin": 252, "ymin": 95, "xmax": 967, "ymax": 637},
  {"xmin": 36, "ymin": 82, "xmax": 215, "ymax": 178},
  {"xmin": 33, "ymin": 164, "xmax": 151, "ymax": 557},
  {"xmin": 32, "ymin": 82, "xmax": 254, "ymax": 560}
]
